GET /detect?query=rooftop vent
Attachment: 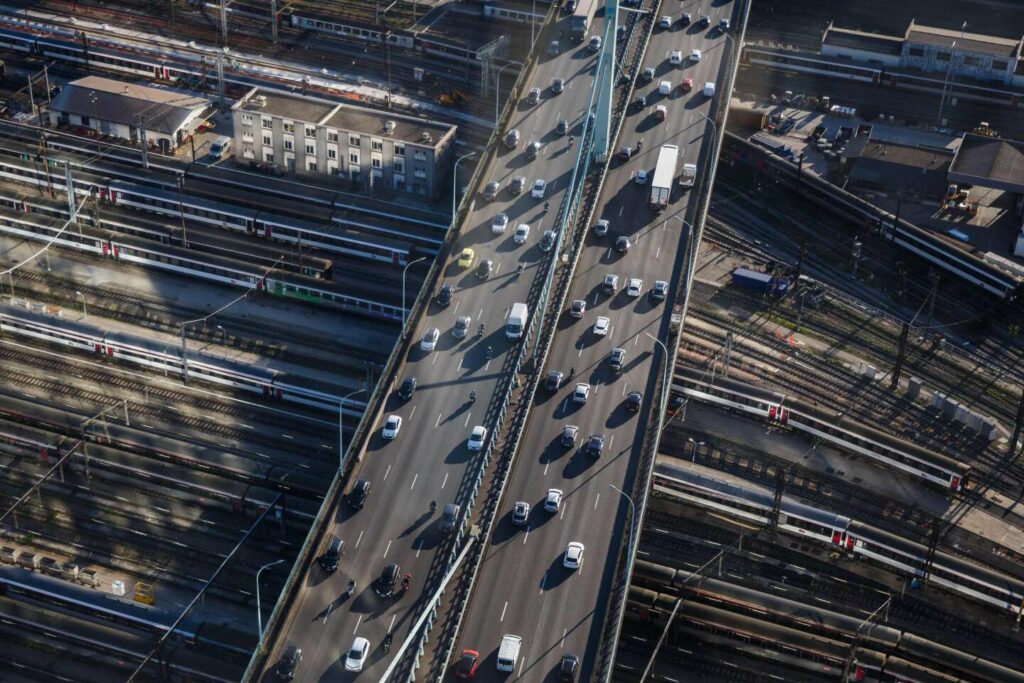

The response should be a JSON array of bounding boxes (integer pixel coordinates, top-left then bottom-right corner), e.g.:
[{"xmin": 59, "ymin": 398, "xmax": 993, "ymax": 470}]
[
  {"xmin": 384, "ymin": 120, "xmax": 396, "ymax": 134},
  {"xmin": 421, "ymin": 131, "xmax": 433, "ymax": 144},
  {"xmin": 253, "ymin": 95, "xmax": 268, "ymax": 107}
]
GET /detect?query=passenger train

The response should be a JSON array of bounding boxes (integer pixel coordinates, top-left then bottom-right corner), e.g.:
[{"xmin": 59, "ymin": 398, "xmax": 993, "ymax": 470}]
[
  {"xmin": 673, "ymin": 367, "xmax": 972, "ymax": 492},
  {"xmin": 0, "ymin": 304, "xmax": 357, "ymax": 414},
  {"xmin": 653, "ymin": 464, "xmax": 1024, "ymax": 618}
]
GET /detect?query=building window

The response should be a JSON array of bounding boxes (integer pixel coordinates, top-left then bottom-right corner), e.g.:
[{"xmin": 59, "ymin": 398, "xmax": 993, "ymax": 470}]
[
  {"xmin": 242, "ymin": 147, "xmax": 255, "ymax": 159},
  {"xmin": 284, "ymin": 139, "xmax": 293, "ymax": 151},
  {"xmin": 81, "ymin": 115, "xmax": 91, "ymax": 126},
  {"xmin": 242, "ymin": 132, "xmax": 254, "ymax": 143},
  {"xmin": 963, "ymin": 56, "xmax": 981, "ymax": 66},
  {"xmin": 936, "ymin": 51, "xmax": 951, "ymax": 62},
  {"xmin": 908, "ymin": 47, "xmax": 924, "ymax": 57},
  {"xmin": 328, "ymin": 148, "xmax": 337, "ymax": 160},
  {"xmin": 371, "ymin": 138, "xmax": 383, "ymax": 151},
  {"xmin": 414, "ymin": 151, "xmax": 427, "ymax": 162},
  {"xmin": 241, "ymin": 113, "xmax": 253, "ymax": 126},
  {"xmin": 993, "ymin": 60, "xmax": 1009, "ymax": 70},
  {"xmin": 349, "ymin": 153, "xmax": 359, "ymax": 164},
  {"xmin": 283, "ymin": 121, "xmax": 295, "ymax": 133},
  {"xmin": 263, "ymin": 135, "xmax": 272, "ymax": 146},
  {"xmin": 305, "ymin": 126, "xmax": 316, "ymax": 138},
  {"xmin": 264, "ymin": 150, "xmax": 274, "ymax": 163},
  {"xmin": 307, "ymin": 160, "xmax": 317, "ymax": 172},
  {"xmin": 394, "ymin": 144, "xmax": 405, "ymax": 156},
  {"xmin": 262, "ymin": 117, "xmax": 272, "ymax": 129},
  {"xmin": 394, "ymin": 159, "xmax": 405, "ymax": 174},
  {"xmin": 305, "ymin": 143, "xmax": 315, "ymax": 155},
  {"xmin": 349, "ymin": 134, "xmax": 361, "ymax": 146},
  {"xmin": 372, "ymin": 157, "xmax": 382, "ymax": 169},
  {"xmin": 414, "ymin": 168, "xmax": 427, "ymax": 179},
  {"xmin": 327, "ymin": 129, "xmax": 339, "ymax": 142}
]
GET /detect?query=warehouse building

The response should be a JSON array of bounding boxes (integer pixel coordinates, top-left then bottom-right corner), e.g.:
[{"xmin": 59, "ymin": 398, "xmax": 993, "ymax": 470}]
[
  {"xmin": 232, "ymin": 88, "xmax": 457, "ymax": 199},
  {"xmin": 48, "ymin": 76, "xmax": 211, "ymax": 153}
]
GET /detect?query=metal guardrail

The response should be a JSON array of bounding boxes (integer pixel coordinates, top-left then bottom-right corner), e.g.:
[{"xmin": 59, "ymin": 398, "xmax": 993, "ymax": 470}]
[{"xmin": 597, "ymin": 0, "xmax": 753, "ymax": 679}]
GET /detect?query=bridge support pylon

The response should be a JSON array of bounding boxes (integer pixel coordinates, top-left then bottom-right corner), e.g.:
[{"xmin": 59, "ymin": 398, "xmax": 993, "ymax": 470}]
[{"xmin": 591, "ymin": 0, "xmax": 619, "ymax": 164}]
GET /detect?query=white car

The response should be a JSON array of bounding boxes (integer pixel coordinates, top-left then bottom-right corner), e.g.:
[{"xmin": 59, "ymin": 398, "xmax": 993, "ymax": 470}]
[
  {"xmin": 514, "ymin": 223, "xmax": 530, "ymax": 244},
  {"xmin": 492, "ymin": 212, "xmax": 509, "ymax": 234},
  {"xmin": 468, "ymin": 425, "xmax": 487, "ymax": 451},
  {"xmin": 545, "ymin": 488, "xmax": 563, "ymax": 513},
  {"xmin": 669, "ymin": 49, "xmax": 683, "ymax": 65},
  {"xmin": 690, "ymin": 48, "xmax": 702, "ymax": 62},
  {"xmin": 626, "ymin": 278, "xmax": 643, "ymax": 297},
  {"xmin": 593, "ymin": 316, "xmax": 610, "ymax": 336},
  {"xmin": 572, "ymin": 383, "xmax": 590, "ymax": 404},
  {"xmin": 659, "ymin": 15, "xmax": 672, "ymax": 29},
  {"xmin": 531, "ymin": 178, "xmax": 547, "ymax": 199},
  {"xmin": 563, "ymin": 542, "xmax": 585, "ymax": 570},
  {"xmin": 382, "ymin": 414, "xmax": 402, "ymax": 440},
  {"xmin": 421, "ymin": 327, "xmax": 440, "ymax": 351},
  {"xmin": 634, "ymin": 169, "xmax": 648, "ymax": 185},
  {"xmin": 344, "ymin": 637, "xmax": 370, "ymax": 672}
]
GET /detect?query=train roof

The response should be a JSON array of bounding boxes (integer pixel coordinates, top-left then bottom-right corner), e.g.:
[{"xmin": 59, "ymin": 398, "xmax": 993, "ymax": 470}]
[
  {"xmin": 679, "ymin": 572, "xmax": 901, "ymax": 646},
  {"xmin": 900, "ymin": 632, "xmax": 1024, "ymax": 682},
  {"xmin": 680, "ymin": 601, "xmax": 850, "ymax": 659},
  {"xmin": 110, "ymin": 180, "xmax": 259, "ymax": 220},
  {"xmin": 884, "ymin": 656, "xmax": 963, "ymax": 683}
]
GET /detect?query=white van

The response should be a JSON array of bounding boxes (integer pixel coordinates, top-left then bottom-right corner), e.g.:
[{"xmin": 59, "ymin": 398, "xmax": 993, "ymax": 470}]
[
  {"xmin": 702, "ymin": 82, "xmax": 716, "ymax": 97},
  {"xmin": 208, "ymin": 136, "xmax": 232, "ymax": 159},
  {"xmin": 496, "ymin": 634, "xmax": 522, "ymax": 672},
  {"xmin": 658, "ymin": 80, "xmax": 672, "ymax": 96}
]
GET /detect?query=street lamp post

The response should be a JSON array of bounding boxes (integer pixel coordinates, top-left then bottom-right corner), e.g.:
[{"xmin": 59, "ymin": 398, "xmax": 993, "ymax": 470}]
[
  {"xmin": 495, "ymin": 62, "xmax": 517, "ymax": 124},
  {"xmin": 256, "ymin": 558, "xmax": 286, "ymax": 646},
  {"xmin": 452, "ymin": 151, "xmax": 478, "ymax": 226},
  {"xmin": 402, "ymin": 256, "xmax": 428, "ymax": 335},
  {"xmin": 937, "ymin": 21, "xmax": 967, "ymax": 127},
  {"xmin": 216, "ymin": 324, "xmax": 226, "ymax": 358},
  {"xmin": 645, "ymin": 332, "xmax": 672, "ymax": 422},
  {"xmin": 339, "ymin": 387, "xmax": 366, "ymax": 472},
  {"xmin": 76, "ymin": 290, "xmax": 87, "ymax": 319},
  {"xmin": 687, "ymin": 437, "xmax": 705, "ymax": 463}
]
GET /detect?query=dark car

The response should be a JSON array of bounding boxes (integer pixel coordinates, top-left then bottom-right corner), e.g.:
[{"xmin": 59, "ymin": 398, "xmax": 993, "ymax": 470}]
[
  {"xmin": 476, "ymin": 259, "xmax": 493, "ymax": 280},
  {"xmin": 398, "ymin": 376, "xmax": 417, "ymax": 400},
  {"xmin": 510, "ymin": 175, "xmax": 526, "ymax": 195},
  {"xmin": 454, "ymin": 649, "xmax": 480, "ymax": 678},
  {"xmin": 626, "ymin": 391, "xmax": 642, "ymax": 413},
  {"xmin": 631, "ymin": 95, "xmax": 647, "ymax": 112},
  {"xmin": 318, "ymin": 536, "xmax": 343, "ymax": 573},
  {"xmin": 437, "ymin": 283, "xmax": 453, "ymax": 306},
  {"xmin": 349, "ymin": 479, "xmax": 370, "ymax": 509},
  {"xmin": 679, "ymin": 12, "xmax": 692, "ymax": 27},
  {"xmin": 558, "ymin": 653, "xmax": 580, "ymax": 681},
  {"xmin": 586, "ymin": 433, "xmax": 605, "ymax": 458},
  {"xmin": 561, "ymin": 424, "xmax": 579, "ymax": 448},
  {"xmin": 556, "ymin": 119, "xmax": 569, "ymax": 136},
  {"xmin": 276, "ymin": 646, "xmax": 302, "ymax": 680},
  {"xmin": 546, "ymin": 370, "xmax": 564, "ymax": 392},
  {"xmin": 697, "ymin": 13, "xmax": 710, "ymax": 27},
  {"xmin": 441, "ymin": 503, "xmax": 460, "ymax": 532},
  {"xmin": 376, "ymin": 563, "xmax": 400, "ymax": 597}
]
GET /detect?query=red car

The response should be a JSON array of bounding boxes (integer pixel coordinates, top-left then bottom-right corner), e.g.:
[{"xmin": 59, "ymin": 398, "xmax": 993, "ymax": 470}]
[
  {"xmin": 680, "ymin": 78, "xmax": 693, "ymax": 93},
  {"xmin": 453, "ymin": 649, "xmax": 479, "ymax": 678}
]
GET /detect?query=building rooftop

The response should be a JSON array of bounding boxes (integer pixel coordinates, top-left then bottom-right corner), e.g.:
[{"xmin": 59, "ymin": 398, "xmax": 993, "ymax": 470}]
[
  {"xmin": 949, "ymin": 133, "xmax": 1024, "ymax": 194},
  {"xmin": 323, "ymin": 104, "xmax": 454, "ymax": 148},
  {"xmin": 235, "ymin": 90, "xmax": 337, "ymax": 125},
  {"xmin": 845, "ymin": 136, "xmax": 953, "ymax": 196},
  {"xmin": 822, "ymin": 24, "xmax": 904, "ymax": 56},
  {"xmin": 50, "ymin": 76, "xmax": 210, "ymax": 134},
  {"xmin": 904, "ymin": 20, "xmax": 1023, "ymax": 58}
]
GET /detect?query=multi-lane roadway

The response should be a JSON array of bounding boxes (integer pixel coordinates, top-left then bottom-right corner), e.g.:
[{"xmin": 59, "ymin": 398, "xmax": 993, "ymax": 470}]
[
  {"xmin": 449, "ymin": 2, "xmax": 738, "ymax": 680},
  {"xmin": 262, "ymin": 11, "xmax": 608, "ymax": 682}
]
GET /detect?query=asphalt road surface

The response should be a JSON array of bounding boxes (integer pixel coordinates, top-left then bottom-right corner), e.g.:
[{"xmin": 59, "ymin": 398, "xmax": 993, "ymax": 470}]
[
  {"xmin": 449, "ymin": 2, "xmax": 739, "ymax": 681},
  {"xmin": 260, "ymin": 13, "xmax": 609, "ymax": 683}
]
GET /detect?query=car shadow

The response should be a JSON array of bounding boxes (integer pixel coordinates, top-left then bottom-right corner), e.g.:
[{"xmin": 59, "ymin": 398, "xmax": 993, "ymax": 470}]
[
  {"xmin": 491, "ymin": 513, "xmax": 525, "ymax": 546},
  {"xmin": 561, "ymin": 448, "xmax": 597, "ymax": 479},
  {"xmin": 398, "ymin": 510, "xmax": 434, "ymax": 538},
  {"xmin": 605, "ymin": 403, "xmax": 635, "ymax": 429},
  {"xmin": 541, "ymin": 556, "xmax": 573, "ymax": 591}
]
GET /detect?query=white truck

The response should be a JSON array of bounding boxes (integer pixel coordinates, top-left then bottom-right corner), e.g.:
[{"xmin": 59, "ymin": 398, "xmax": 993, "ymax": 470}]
[
  {"xmin": 506, "ymin": 302, "xmax": 529, "ymax": 340},
  {"xmin": 649, "ymin": 144, "xmax": 679, "ymax": 210},
  {"xmin": 679, "ymin": 162, "xmax": 697, "ymax": 188},
  {"xmin": 496, "ymin": 634, "xmax": 522, "ymax": 672}
]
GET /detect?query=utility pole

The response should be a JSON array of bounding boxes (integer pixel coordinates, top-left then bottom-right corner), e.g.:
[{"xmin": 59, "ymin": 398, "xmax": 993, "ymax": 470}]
[
  {"xmin": 64, "ymin": 163, "xmax": 76, "ymax": 221},
  {"xmin": 850, "ymin": 238, "xmax": 862, "ymax": 277},
  {"xmin": 138, "ymin": 117, "xmax": 149, "ymax": 169},
  {"xmin": 175, "ymin": 174, "xmax": 189, "ymax": 247},
  {"xmin": 1009, "ymin": 390, "xmax": 1024, "ymax": 459},
  {"xmin": 890, "ymin": 322, "xmax": 910, "ymax": 389},
  {"xmin": 894, "ymin": 260, "xmax": 907, "ymax": 304},
  {"xmin": 722, "ymin": 332, "xmax": 733, "ymax": 377},
  {"xmin": 220, "ymin": 0, "xmax": 229, "ymax": 43},
  {"xmin": 26, "ymin": 74, "xmax": 36, "ymax": 125},
  {"xmin": 792, "ymin": 240, "xmax": 806, "ymax": 288},
  {"xmin": 215, "ymin": 52, "xmax": 226, "ymax": 105},
  {"xmin": 270, "ymin": 0, "xmax": 278, "ymax": 45},
  {"xmin": 925, "ymin": 269, "xmax": 940, "ymax": 329},
  {"xmin": 796, "ymin": 288, "xmax": 808, "ymax": 331}
]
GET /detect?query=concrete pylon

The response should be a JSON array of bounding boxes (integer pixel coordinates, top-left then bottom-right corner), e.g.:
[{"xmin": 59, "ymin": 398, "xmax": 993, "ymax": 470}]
[{"xmin": 591, "ymin": 0, "xmax": 619, "ymax": 163}]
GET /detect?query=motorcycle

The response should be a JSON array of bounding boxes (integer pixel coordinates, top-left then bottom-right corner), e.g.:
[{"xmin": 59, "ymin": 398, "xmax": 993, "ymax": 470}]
[
  {"xmin": 478, "ymin": 322, "xmax": 485, "ymax": 338},
  {"xmin": 382, "ymin": 632, "xmax": 393, "ymax": 653},
  {"xmin": 345, "ymin": 580, "xmax": 356, "ymax": 597}
]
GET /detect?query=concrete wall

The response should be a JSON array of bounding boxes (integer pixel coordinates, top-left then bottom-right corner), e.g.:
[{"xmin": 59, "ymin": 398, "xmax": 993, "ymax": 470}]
[
  {"xmin": 821, "ymin": 44, "xmax": 901, "ymax": 68},
  {"xmin": 900, "ymin": 43, "xmax": 1016, "ymax": 84}
]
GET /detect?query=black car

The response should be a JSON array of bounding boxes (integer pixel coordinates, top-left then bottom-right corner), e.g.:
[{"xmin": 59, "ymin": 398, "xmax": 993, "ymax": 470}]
[
  {"xmin": 398, "ymin": 376, "xmax": 417, "ymax": 400},
  {"xmin": 679, "ymin": 12, "xmax": 692, "ymax": 27},
  {"xmin": 556, "ymin": 119, "xmax": 569, "ymax": 136},
  {"xmin": 586, "ymin": 434, "xmax": 605, "ymax": 458},
  {"xmin": 376, "ymin": 563, "xmax": 400, "ymax": 597},
  {"xmin": 558, "ymin": 653, "xmax": 580, "ymax": 681},
  {"xmin": 545, "ymin": 370, "xmax": 564, "ymax": 392},
  {"xmin": 318, "ymin": 536, "xmax": 343, "ymax": 573},
  {"xmin": 626, "ymin": 391, "xmax": 642, "ymax": 413},
  {"xmin": 631, "ymin": 95, "xmax": 647, "ymax": 112},
  {"xmin": 476, "ymin": 259, "xmax": 493, "ymax": 280},
  {"xmin": 349, "ymin": 479, "xmax": 370, "ymax": 509},
  {"xmin": 276, "ymin": 646, "xmax": 302, "ymax": 680},
  {"xmin": 437, "ymin": 283, "xmax": 453, "ymax": 306}
]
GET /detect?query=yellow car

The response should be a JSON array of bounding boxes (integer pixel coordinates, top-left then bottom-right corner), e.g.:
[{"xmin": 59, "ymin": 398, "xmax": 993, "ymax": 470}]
[{"xmin": 457, "ymin": 248, "xmax": 475, "ymax": 268}]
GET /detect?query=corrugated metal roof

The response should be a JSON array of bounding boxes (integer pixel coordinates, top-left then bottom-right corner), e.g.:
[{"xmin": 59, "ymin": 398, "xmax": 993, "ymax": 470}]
[
  {"xmin": 50, "ymin": 76, "xmax": 210, "ymax": 135},
  {"xmin": 905, "ymin": 23, "xmax": 1022, "ymax": 58},
  {"xmin": 949, "ymin": 133, "xmax": 1024, "ymax": 193}
]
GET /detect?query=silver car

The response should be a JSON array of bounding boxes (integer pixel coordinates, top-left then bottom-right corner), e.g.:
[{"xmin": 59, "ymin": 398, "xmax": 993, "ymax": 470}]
[{"xmin": 453, "ymin": 315, "xmax": 471, "ymax": 339}]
